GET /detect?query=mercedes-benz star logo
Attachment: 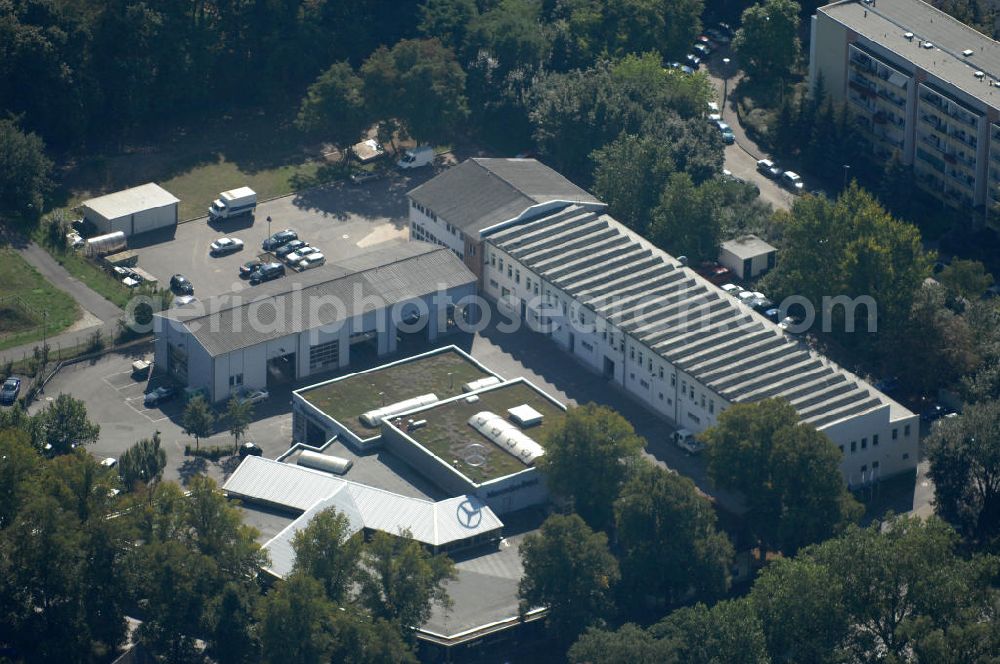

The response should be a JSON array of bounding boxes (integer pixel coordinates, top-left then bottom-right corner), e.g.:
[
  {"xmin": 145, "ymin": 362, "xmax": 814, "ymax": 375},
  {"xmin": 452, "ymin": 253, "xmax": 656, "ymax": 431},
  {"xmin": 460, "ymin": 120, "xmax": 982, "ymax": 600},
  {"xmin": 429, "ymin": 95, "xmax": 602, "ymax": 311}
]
[{"xmin": 456, "ymin": 499, "xmax": 483, "ymax": 529}]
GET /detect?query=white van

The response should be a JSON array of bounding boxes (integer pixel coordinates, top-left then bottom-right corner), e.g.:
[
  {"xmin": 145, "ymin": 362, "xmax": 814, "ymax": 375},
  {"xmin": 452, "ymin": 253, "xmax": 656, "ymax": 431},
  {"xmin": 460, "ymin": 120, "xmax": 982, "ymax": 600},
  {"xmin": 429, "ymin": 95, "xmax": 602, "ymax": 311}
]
[
  {"xmin": 673, "ymin": 429, "xmax": 706, "ymax": 454},
  {"xmin": 397, "ymin": 146, "xmax": 435, "ymax": 169},
  {"xmin": 298, "ymin": 253, "xmax": 326, "ymax": 271}
]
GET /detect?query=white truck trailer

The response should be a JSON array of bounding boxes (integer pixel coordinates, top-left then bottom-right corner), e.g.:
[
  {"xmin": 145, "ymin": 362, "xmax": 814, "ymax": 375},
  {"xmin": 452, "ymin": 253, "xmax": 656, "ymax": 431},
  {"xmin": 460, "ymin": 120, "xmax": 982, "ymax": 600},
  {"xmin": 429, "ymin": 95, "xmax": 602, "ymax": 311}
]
[{"xmin": 208, "ymin": 187, "xmax": 257, "ymax": 221}]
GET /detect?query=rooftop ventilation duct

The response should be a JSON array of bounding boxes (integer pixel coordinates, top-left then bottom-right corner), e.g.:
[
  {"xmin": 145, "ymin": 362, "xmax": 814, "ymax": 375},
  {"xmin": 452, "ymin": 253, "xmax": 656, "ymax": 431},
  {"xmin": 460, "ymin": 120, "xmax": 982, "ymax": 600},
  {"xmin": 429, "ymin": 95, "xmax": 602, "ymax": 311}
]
[
  {"xmin": 360, "ymin": 393, "xmax": 438, "ymax": 427},
  {"xmin": 468, "ymin": 411, "xmax": 545, "ymax": 465}
]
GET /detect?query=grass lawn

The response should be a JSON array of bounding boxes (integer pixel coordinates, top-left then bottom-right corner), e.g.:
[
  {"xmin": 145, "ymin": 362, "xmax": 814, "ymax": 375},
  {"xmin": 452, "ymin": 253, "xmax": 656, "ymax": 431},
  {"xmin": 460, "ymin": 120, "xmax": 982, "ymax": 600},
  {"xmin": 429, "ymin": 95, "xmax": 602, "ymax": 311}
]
[
  {"xmin": 301, "ymin": 349, "xmax": 492, "ymax": 438},
  {"xmin": 404, "ymin": 381, "xmax": 567, "ymax": 485},
  {"xmin": 0, "ymin": 247, "xmax": 80, "ymax": 351},
  {"xmin": 55, "ymin": 109, "xmax": 331, "ymax": 221},
  {"xmin": 46, "ymin": 248, "xmax": 136, "ymax": 309}
]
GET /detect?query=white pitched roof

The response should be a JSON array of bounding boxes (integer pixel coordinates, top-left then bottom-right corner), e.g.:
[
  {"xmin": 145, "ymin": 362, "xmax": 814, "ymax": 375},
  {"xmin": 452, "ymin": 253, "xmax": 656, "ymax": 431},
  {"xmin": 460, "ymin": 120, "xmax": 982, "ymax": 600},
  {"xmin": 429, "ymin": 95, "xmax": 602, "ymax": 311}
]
[
  {"xmin": 225, "ymin": 457, "xmax": 503, "ymax": 576},
  {"xmin": 82, "ymin": 183, "xmax": 179, "ymax": 219}
]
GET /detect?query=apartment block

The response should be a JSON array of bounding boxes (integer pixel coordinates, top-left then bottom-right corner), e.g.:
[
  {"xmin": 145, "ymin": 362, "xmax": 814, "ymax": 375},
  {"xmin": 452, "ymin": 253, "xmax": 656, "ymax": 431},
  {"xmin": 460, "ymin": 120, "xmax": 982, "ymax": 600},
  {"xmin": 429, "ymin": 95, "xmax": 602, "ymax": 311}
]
[{"xmin": 811, "ymin": 0, "xmax": 1000, "ymax": 223}]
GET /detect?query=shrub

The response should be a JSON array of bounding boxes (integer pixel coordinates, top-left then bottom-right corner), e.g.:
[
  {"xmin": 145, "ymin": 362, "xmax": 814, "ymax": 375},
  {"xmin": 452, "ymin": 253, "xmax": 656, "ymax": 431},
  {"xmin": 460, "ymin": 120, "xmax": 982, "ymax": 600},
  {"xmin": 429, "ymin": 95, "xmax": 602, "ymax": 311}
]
[{"xmin": 184, "ymin": 445, "xmax": 231, "ymax": 461}]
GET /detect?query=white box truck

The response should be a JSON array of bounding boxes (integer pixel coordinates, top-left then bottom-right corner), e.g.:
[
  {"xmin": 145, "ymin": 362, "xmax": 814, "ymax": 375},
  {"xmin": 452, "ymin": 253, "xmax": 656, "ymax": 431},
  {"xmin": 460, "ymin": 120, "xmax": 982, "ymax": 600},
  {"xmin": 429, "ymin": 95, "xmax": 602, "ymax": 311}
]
[
  {"xmin": 208, "ymin": 187, "xmax": 257, "ymax": 221},
  {"xmin": 397, "ymin": 146, "xmax": 435, "ymax": 169}
]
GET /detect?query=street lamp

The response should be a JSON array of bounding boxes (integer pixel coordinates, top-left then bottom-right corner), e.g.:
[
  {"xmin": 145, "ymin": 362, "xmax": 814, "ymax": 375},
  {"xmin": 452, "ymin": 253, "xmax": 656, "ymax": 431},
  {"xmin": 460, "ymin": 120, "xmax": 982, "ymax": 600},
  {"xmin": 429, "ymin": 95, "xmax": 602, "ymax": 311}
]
[
  {"xmin": 266, "ymin": 215, "xmax": 272, "ymax": 242},
  {"xmin": 842, "ymin": 164, "xmax": 852, "ymax": 189},
  {"xmin": 722, "ymin": 57, "xmax": 731, "ymax": 109}
]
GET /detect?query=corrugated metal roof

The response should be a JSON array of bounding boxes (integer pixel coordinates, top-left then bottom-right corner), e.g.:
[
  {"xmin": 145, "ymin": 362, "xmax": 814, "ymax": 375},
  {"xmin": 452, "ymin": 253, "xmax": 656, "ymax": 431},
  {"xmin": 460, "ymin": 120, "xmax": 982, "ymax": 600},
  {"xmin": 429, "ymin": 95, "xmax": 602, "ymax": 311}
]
[
  {"xmin": 82, "ymin": 183, "xmax": 179, "ymax": 220},
  {"xmin": 487, "ymin": 205, "xmax": 912, "ymax": 429},
  {"xmin": 158, "ymin": 242, "xmax": 475, "ymax": 356},
  {"xmin": 407, "ymin": 158, "xmax": 601, "ymax": 235},
  {"xmin": 226, "ymin": 457, "xmax": 503, "ymax": 575}
]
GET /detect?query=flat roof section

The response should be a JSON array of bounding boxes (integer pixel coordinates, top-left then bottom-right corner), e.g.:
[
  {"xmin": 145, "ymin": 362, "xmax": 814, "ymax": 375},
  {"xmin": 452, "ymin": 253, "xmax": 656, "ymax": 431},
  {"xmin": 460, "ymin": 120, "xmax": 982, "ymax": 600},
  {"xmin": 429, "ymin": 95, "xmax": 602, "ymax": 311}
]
[
  {"xmin": 297, "ymin": 346, "xmax": 497, "ymax": 439},
  {"xmin": 821, "ymin": 0, "xmax": 1000, "ymax": 109},
  {"xmin": 721, "ymin": 234, "xmax": 776, "ymax": 260},
  {"xmin": 82, "ymin": 183, "xmax": 179, "ymax": 219},
  {"xmin": 391, "ymin": 380, "xmax": 567, "ymax": 485}
]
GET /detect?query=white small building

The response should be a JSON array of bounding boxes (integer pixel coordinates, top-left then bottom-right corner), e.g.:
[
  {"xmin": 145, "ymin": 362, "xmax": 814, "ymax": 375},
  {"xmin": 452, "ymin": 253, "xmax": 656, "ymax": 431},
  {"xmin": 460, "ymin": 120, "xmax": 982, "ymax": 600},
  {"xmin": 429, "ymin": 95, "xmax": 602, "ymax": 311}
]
[
  {"xmin": 719, "ymin": 235, "xmax": 777, "ymax": 281},
  {"xmin": 81, "ymin": 183, "xmax": 180, "ymax": 237}
]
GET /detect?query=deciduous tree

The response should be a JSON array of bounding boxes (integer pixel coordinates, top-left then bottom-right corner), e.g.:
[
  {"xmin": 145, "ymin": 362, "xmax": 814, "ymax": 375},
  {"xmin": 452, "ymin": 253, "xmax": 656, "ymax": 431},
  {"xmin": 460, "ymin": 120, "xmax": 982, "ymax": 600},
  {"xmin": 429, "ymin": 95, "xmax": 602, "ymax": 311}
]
[
  {"xmin": 118, "ymin": 432, "xmax": 166, "ymax": 492},
  {"xmin": 181, "ymin": 394, "xmax": 214, "ymax": 451},
  {"xmin": 0, "ymin": 119, "xmax": 53, "ymax": 218},
  {"xmin": 38, "ymin": 393, "xmax": 99, "ymax": 456},
  {"xmin": 226, "ymin": 397, "xmax": 253, "ymax": 451},
  {"xmin": 295, "ymin": 62, "xmax": 368, "ymax": 159},
  {"xmin": 733, "ymin": 0, "xmax": 802, "ymax": 84},
  {"xmin": 539, "ymin": 403, "xmax": 645, "ymax": 531},
  {"xmin": 292, "ymin": 507, "xmax": 362, "ymax": 602},
  {"xmin": 259, "ymin": 572, "xmax": 336, "ymax": 664},
  {"xmin": 518, "ymin": 513, "xmax": 619, "ymax": 645}
]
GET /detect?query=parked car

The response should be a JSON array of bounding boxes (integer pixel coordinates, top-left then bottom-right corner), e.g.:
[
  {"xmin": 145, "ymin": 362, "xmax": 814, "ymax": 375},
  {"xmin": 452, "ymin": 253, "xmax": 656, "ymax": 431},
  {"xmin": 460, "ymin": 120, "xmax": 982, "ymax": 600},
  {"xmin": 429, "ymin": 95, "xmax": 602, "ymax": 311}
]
[
  {"xmin": 262, "ymin": 229, "xmax": 298, "ymax": 252},
  {"xmin": 249, "ymin": 262, "xmax": 285, "ymax": 285},
  {"xmin": 693, "ymin": 43, "xmax": 711, "ymax": 57},
  {"xmin": 170, "ymin": 274, "xmax": 193, "ymax": 295},
  {"xmin": 239, "ymin": 442, "xmax": 263, "ymax": 458},
  {"xmin": 234, "ymin": 387, "xmax": 269, "ymax": 405},
  {"xmin": 240, "ymin": 259, "xmax": 264, "ymax": 278},
  {"xmin": 778, "ymin": 316, "xmax": 805, "ymax": 334},
  {"xmin": 673, "ymin": 429, "xmax": 706, "ymax": 454},
  {"xmin": 721, "ymin": 283, "xmax": 741, "ymax": 296},
  {"xmin": 920, "ymin": 403, "xmax": 955, "ymax": 423},
  {"xmin": 695, "ymin": 262, "xmax": 732, "ymax": 285},
  {"xmin": 274, "ymin": 239, "xmax": 307, "ymax": 259},
  {"xmin": 764, "ymin": 307, "xmax": 781, "ymax": 322},
  {"xmin": 685, "ymin": 53, "xmax": 701, "ymax": 67},
  {"xmin": 350, "ymin": 171, "xmax": 383, "ymax": 184},
  {"xmin": 716, "ymin": 121, "xmax": 736, "ymax": 144},
  {"xmin": 781, "ymin": 171, "xmax": 805, "ymax": 193},
  {"xmin": 298, "ymin": 253, "xmax": 326, "ymax": 270},
  {"xmin": 209, "ymin": 237, "xmax": 244, "ymax": 256},
  {"xmin": 0, "ymin": 377, "xmax": 21, "ymax": 405},
  {"xmin": 143, "ymin": 386, "xmax": 177, "ymax": 407},
  {"xmin": 680, "ymin": 65, "xmax": 695, "ymax": 74},
  {"xmin": 756, "ymin": 159, "xmax": 782, "ymax": 179},
  {"xmin": 100, "ymin": 457, "xmax": 118, "ymax": 468},
  {"xmin": 750, "ymin": 296, "xmax": 774, "ymax": 311},
  {"xmin": 707, "ymin": 101, "xmax": 720, "ymax": 114},
  {"xmin": 708, "ymin": 112, "xmax": 722, "ymax": 123},
  {"xmin": 285, "ymin": 246, "xmax": 318, "ymax": 264}
]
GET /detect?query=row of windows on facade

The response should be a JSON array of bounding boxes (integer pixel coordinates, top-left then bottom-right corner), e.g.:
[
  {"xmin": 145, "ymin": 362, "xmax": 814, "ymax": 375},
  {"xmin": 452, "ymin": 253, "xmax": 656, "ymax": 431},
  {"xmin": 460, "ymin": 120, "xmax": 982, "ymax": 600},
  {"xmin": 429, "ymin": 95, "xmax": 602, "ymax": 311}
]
[
  {"xmin": 411, "ymin": 222, "xmax": 463, "ymax": 259},
  {"xmin": 837, "ymin": 424, "xmax": 910, "ymax": 456},
  {"xmin": 410, "ymin": 201, "xmax": 462, "ymax": 237}
]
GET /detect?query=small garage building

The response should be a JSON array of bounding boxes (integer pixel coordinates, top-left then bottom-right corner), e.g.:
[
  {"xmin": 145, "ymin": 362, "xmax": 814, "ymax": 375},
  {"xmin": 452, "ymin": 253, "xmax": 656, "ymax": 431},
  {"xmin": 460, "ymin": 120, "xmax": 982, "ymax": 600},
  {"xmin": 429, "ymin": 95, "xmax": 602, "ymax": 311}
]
[
  {"xmin": 81, "ymin": 183, "xmax": 180, "ymax": 237},
  {"xmin": 718, "ymin": 234, "xmax": 777, "ymax": 281}
]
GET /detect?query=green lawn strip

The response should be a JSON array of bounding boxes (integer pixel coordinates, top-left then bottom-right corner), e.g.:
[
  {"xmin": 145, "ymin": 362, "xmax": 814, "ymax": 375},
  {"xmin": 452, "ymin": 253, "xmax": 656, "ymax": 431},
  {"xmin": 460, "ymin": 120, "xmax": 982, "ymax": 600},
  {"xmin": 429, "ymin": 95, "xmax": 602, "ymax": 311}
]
[
  {"xmin": 0, "ymin": 247, "xmax": 80, "ymax": 351},
  {"xmin": 43, "ymin": 246, "xmax": 134, "ymax": 309}
]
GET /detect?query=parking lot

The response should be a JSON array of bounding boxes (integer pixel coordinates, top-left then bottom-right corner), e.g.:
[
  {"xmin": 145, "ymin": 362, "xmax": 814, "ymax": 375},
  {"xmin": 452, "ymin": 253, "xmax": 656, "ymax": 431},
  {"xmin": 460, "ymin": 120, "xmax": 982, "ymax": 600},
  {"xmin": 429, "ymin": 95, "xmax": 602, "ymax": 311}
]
[{"xmin": 128, "ymin": 173, "xmax": 430, "ymax": 300}]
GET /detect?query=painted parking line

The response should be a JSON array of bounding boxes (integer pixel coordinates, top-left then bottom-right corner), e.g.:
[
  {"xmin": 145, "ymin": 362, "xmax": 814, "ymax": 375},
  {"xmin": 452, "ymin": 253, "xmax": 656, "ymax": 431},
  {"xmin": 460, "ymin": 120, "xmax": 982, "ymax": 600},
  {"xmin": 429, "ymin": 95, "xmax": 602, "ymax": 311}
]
[{"xmin": 124, "ymin": 395, "xmax": 173, "ymax": 423}]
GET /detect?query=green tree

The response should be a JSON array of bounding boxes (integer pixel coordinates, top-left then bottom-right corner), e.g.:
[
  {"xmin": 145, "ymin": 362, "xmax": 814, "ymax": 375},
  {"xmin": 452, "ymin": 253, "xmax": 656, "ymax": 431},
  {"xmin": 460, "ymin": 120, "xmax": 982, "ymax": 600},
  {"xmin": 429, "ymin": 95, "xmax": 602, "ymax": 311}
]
[
  {"xmin": 361, "ymin": 38, "xmax": 468, "ymax": 142},
  {"xmin": 0, "ymin": 115, "xmax": 53, "ymax": 218},
  {"xmin": 38, "ymin": 393, "xmax": 100, "ymax": 456},
  {"xmin": 649, "ymin": 171, "xmax": 723, "ymax": 262},
  {"xmin": 614, "ymin": 463, "xmax": 733, "ymax": 613},
  {"xmin": 226, "ymin": 396, "xmax": 253, "ymax": 451},
  {"xmin": 259, "ymin": 572, "xmax": 336, "ymax": 664},
  {"xmin": 878, "ymin": 152, "xmax": 914, "ymax": 218},
  {"xmin": 927, "ymin": 399, "xmax": 1000, "ymax": 549},
  {"xmin": 292, "ymin": 507, "xmax": 362, "ymax": 602},
  {"xmin": 569, "ymin": 623, "xmax": 671, "ymax": 664},
  {"xmin": 419, "ymin": 0, "xmax": 478, "ymax": 51},
  {"xmin": 939, "ymin": 259, "xmax": 995, "ymax": 301},
  {"xmin": 295, "ymin": 61, "xmax": 368, "ymax": 159},
  {"xmin": 0, "ymin": 428, "xmax": 41, "ymax": 529},
  {"xmin": 358, "ymin": 530, "xmax": 455, "ymax": 632},
  {"xmin": 750, "ymin": 556, "xmax": 848, "ymax": 663},
  {"xmin": 703, "ymin": 399, "xmax": 860, "ymax": 558},
  {"xmin": 518, "ymin": 513, "xmax": 620, "ymax": 645},
  {"xmin": 733, "ymin": 0, "xmax": 802, "ymax": 84},
  {"xmin": 464, "ymin": 0, "xmax": 551, "ymax": 78},
  {"xmin": 591, "ymin": 133, "xmax": 676, "ymax": 234},
  {"xmin": 539, "ymin": 403, "xmax": 645, "ymax": 531},
  {"xmin": 897, "ymin": 282, "xmax": 979, "ymax": 393},
  {"xmin": 328, "ymin": 609, "xmax": 418, "ymax": 664},
  {"xmin": 183, "ymin": 475, "xmax": 267, "ymax": 577},
  {"xmin": 118, "ymin": 432, "xmax": 167, "ymax": 492},
  {"xmin": 649, "ymin": 599, "xmax": 770, "ymax": 664},
  {"xmin": 181, "ymin": 394, "xmax": 214, "ymax": 451},
  {"xmin": 205, "ymin": 582, "xmax": 260, "ymax": 664},
  {"xmin": 807, "ymin": 516, "xmax": 998, "ymax": 662}
]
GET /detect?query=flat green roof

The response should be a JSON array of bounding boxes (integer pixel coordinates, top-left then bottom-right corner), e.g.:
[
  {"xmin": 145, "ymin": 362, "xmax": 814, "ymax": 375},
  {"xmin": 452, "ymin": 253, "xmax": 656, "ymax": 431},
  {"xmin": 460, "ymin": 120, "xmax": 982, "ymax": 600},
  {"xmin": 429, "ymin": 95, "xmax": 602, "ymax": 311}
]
[
  {"xmin": 300, "ymin": 348, "xmax": 492, "ymax": 439},
  {"xmin": 394, "ymin": 381, "xmax": 566, "ymax": 485}
]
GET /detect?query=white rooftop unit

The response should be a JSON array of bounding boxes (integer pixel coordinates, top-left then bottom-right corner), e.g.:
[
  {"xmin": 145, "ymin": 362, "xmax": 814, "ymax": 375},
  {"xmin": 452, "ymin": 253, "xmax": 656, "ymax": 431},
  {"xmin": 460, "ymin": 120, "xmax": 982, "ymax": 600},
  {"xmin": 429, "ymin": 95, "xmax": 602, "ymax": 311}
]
[
  {"xmin": 462, "ymin": 376, "xmax": 503, "ymax": 392},
  {"xmin": 359, "ymin": 393, "xmax": 439, "ymax": 428},
  {"xmin": 468, "ymin": 411, "xmax": 545, "ymax": 465},
  {"xmin": 508, "ymin": 404, "xmax": 544, "ymax": 427},
  {"xmin": 296, "ymin": 450, "xmax": 353, "ymax": 475}
]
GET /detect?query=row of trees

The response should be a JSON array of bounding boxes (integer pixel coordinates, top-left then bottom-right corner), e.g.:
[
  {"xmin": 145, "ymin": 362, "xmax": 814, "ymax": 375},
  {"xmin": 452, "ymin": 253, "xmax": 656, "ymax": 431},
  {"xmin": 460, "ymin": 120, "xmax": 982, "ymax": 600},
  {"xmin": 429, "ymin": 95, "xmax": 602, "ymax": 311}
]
[
  {"xmin": 0, "ymin": 425, "xmax": 457, "ymax": 663},
  {"xmin": 517, "ymin": 399, "xmax": 859, "ymax": 646}
]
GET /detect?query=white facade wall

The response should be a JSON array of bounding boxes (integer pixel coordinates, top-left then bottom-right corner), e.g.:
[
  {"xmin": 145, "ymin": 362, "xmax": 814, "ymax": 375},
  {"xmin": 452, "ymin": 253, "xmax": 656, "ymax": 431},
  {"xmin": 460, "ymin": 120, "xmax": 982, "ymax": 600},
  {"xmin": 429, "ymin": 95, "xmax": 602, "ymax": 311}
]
[
  {"xmin": 408, "ymin": 202, "xmax": 465, "ymax": 258},
  {"xmin": 482, "ymin": 241, "xmax": 918, "ymax": 485},
  {"xmin": 87, "ymin": 203, "xmax": 178, "ymax": 237}
]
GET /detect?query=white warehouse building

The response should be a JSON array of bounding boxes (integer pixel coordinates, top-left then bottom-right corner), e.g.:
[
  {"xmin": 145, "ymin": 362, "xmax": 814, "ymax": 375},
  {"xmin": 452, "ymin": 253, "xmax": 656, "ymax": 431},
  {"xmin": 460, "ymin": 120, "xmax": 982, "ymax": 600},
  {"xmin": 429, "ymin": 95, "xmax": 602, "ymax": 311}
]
[
  {"xmin": 81, "ymin": 183, "xmax": 180, "ymax": 237},
  {"xmin": 153, "ymin": 242, "xmax": 476, "ymax": 403},
  {"xmin": 479, "ymin": 203, "xmax": 918, "ymax": 486}
]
